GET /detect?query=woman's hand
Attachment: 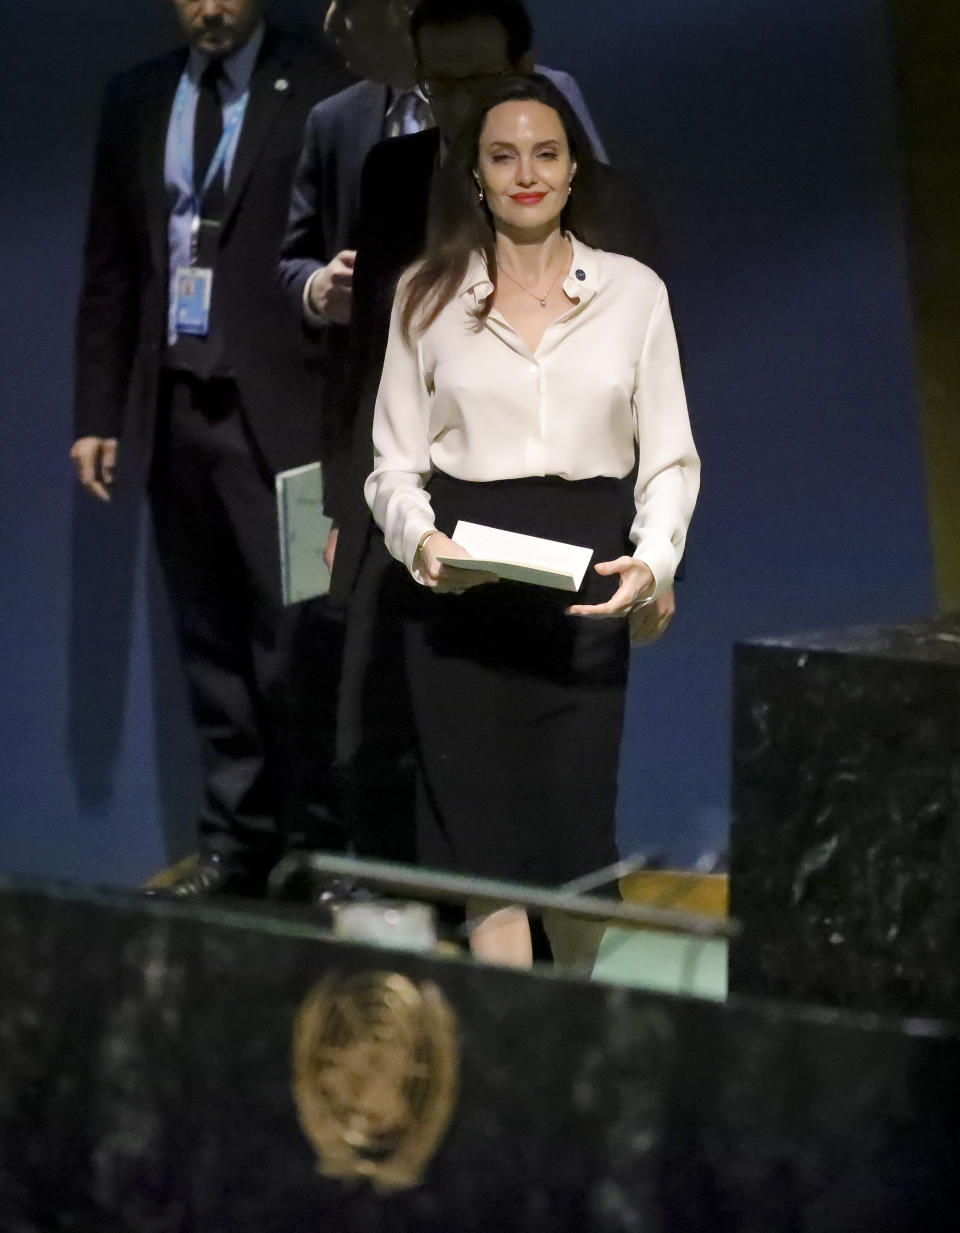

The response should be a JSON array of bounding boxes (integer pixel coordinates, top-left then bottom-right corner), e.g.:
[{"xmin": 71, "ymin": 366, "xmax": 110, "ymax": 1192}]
[
  {"xmin": 420, "ymin": 532, "xmax": 498, "ymax": 593},
  {"xmin": 566, "ymin": 556, "xmax": 656, "ymax": 620},
  {"xmin": 628, "ymin": 586, "xmax": 675, "ymax": 645}
]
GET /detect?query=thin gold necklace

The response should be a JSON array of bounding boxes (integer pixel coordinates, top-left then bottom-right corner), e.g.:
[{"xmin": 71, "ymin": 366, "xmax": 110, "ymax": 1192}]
[{"xmin": 499, "ymin": 244, "xmax": 571, "ymax": 307}]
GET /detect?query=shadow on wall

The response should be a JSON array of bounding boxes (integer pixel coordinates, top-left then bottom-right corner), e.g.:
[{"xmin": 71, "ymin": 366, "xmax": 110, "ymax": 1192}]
[
  {"xmin": 67, "ymin": 477, "xmax": 140, "ymax": 813},
  {"xmin": 67, "ymin": 472, "xmax": 199, "ymax": 868}
]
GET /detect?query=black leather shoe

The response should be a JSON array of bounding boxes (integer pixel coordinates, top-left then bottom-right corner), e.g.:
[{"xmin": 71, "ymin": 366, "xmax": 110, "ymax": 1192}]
[
  {"xmin": 143, "ymin": 855, "xmax": 265, "ymax": 900},
  {"xmin": 266, "ymin": 853, "xmax": 377, "ymax": 923},
  {"xmin": 311, "ymin": 876, "xmax": 375, "ymax": 910},
  {"xmin": 270, "ymin": 866, "xmax": 366, "ymax": 908}
]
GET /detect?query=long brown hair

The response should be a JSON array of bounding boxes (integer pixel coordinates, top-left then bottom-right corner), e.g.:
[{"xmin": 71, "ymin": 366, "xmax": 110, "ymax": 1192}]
[{"xmin": 400, "ymin": 73, "xmax": 604, "ymax": 343}]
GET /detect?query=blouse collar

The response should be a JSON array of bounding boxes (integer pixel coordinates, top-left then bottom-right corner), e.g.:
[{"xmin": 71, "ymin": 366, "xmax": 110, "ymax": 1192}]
[{"xmin": 460, "ymin": 233, "xmax": 599, "ymax": 309}]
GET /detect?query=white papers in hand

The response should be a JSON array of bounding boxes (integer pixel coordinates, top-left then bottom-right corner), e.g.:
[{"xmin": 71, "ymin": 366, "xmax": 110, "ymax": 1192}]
[{"xmin": 437, "ymin": 520, "xmax": 594, "ymax": 592}]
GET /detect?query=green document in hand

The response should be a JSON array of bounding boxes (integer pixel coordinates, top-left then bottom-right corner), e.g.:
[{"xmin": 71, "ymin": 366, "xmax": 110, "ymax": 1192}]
[{"xmin": 275, "ymin": 461, "xmax": 333, "ymax": 605}]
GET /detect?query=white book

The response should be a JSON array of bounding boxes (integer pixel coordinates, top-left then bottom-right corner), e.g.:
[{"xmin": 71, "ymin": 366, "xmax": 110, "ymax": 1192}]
[
  {"xmin": 275, "ymin": 461, "xmax": 333, "ymax": 605},
  {"xmin": 437, "ymin": 520, "xmax": 594, "ymax": 593}
]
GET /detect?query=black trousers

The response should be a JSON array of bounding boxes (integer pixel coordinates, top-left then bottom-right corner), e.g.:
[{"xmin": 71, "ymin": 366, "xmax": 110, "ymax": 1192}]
[
  {"xmin": 335, "ymin": 531, "xmax": 418, "ymax": 865},
  {"xmin": 149, "ymin": 373, "xmax": 344, "ymax": 869}
]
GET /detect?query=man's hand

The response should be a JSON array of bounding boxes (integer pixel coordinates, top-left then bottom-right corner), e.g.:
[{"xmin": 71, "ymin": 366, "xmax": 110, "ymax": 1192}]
[
  {"xmin": 628, "ymin": 586, "xmax": 675, "ymax": 645},
  {"xmin": 71, "ymin": 436, "xmax": 118, "ymax": 503},
  {"xmin": 323, "ymin": 525, "xmax": 339, "ymax": 573},
  {"xmin": 306, "ymin": 250, "xmax": 356, "ymax": 324}
]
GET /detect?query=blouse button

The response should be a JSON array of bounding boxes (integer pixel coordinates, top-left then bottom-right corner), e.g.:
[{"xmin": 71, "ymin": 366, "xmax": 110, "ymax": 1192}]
[{"xmin": 575, "ymin": 269, "xmax": 586, "ymax": 281}]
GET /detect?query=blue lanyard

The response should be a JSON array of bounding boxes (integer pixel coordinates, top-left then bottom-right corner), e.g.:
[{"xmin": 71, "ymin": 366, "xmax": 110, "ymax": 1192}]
[{"xmin": 172, "ymin": 69, "xmax": 250, "ymax": 218}]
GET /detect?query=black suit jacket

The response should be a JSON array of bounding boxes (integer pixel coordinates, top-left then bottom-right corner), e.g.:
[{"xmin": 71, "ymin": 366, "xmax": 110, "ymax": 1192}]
[
  {"xmin": 328, "ymin": 128, "xmax": 661, "ymax": 601},
  {"xmin": 326, "ymin": 128, "xmax": 437, "ymax": 599},
  {"xmin": 277, "ymin": 78, "xmax": 391, "ymax": 308},
  {"xmin": 74, "ymin": 29, "xmax": 352, "ymax": 478},
  {"xmin": 275, "ymin": 79, "xmax": 393, "ymax": 472}
]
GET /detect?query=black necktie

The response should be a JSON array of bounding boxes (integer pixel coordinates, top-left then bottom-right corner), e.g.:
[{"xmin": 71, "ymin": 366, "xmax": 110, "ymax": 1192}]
[
  {"xmin": 170, "ymin": 59, "xmax": 227, "ymax": 377},
  {"xmin": 194, "ymin": 60, "xmax": 225, "ymax": 222}
]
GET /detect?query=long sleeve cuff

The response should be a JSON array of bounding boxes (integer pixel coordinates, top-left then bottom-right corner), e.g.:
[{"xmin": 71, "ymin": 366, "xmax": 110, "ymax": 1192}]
[
  {"xmin": 632, "ymin": 536, "xmax": 677, "ymax": 600},
  {"xmin": 302, "ymin": 269, "xmax": 327, "ymax": 327},
  {"xmin": 401, "ymin": 510, "xmax": 437, "ymax": 585}
]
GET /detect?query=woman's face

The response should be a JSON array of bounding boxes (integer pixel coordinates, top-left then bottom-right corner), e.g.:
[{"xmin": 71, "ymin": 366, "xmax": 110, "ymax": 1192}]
[{"xmin": 475, "ymin": 100, "xmax": 576, "ymax": 235}]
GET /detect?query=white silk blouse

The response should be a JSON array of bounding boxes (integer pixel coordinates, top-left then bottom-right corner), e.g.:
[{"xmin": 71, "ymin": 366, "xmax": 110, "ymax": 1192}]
[{"xmin": 364, "ymin": 235, "xmax": 701, "ymax": 597}]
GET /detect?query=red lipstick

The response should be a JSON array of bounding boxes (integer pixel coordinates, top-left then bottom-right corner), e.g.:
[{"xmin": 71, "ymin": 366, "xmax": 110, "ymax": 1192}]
[{"xmin": 510, "ymin": 192, "xmax": 547, "ymax": 204}]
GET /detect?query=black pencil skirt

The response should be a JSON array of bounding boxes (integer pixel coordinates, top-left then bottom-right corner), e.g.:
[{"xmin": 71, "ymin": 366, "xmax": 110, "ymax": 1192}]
[{"xmin": 401, "ymin": 471, "xmax": 635, "ymax": 888}]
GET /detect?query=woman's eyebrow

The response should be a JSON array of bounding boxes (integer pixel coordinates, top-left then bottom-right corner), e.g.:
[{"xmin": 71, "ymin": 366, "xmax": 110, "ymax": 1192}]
[{"xmin": 485, "ymin": 138, "xmax": 561, "ymax": 150}]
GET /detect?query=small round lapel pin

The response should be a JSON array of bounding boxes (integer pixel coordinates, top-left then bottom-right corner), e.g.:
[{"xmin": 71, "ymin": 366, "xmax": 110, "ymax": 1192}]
[{"xmin": 274, "ymin": 78, "xmax": 290, "ymax": 92}]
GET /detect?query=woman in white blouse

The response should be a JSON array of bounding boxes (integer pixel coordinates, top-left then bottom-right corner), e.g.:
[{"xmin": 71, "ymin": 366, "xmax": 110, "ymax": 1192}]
[{"xmin": 365, "ymin": 74, "xmax": 700, "ymax": 970}]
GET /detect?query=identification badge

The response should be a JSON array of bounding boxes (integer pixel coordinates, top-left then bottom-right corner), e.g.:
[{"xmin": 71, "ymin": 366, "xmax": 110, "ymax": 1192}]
[{"xmin": 173, "ymin": 266, "xmax": 213, "ymax": 336}]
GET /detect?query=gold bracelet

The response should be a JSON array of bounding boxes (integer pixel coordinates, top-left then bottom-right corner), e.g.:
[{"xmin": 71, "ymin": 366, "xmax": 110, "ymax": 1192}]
[{"xmin": 414, "ymin": 528, "xmax": 439, "ymax": 566}]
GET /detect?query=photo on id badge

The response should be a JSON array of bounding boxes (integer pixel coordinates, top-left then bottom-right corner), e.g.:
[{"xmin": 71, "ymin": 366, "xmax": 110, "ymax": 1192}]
[{"xmin": 175, "ymin": 265, "xmax": 212, "ymax": 336}]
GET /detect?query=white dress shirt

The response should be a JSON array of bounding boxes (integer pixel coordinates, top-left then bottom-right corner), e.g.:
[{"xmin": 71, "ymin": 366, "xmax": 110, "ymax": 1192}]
[
  {"xmin": 365, "ymin": 236, "xmax": 700, "ymax": 597},
  {"xmin": 164, "ymin": 24, "xmax": 264, "ymax": 346},
  {"xmin": 382, "ymin": 86, "xmax": 433, "ymax": 139}
]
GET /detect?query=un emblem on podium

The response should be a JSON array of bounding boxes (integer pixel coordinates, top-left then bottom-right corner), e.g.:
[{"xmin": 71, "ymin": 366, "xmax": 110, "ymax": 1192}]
[{"xmin": 293, "ymin": 971, "xmax": 460, "ymax": 1191}]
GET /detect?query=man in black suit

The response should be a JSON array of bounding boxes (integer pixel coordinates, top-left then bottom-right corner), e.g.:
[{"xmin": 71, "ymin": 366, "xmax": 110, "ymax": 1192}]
[
  {"xmin": 71, "ymin": 0, "xmax": 352, "ymax": 896},
  {"xmin": 278, "ymin": 0, "xmax": 429, "ymax": 329},
  {"xmin": 277, "ymin": 0, "xmax": 432, "ymax": 570}
]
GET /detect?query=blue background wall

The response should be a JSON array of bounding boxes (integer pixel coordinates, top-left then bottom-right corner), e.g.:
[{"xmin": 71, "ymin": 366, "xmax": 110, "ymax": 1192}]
[{"xmin": 0, "ymin": 0, "xmax": 933, "ymax": 886}]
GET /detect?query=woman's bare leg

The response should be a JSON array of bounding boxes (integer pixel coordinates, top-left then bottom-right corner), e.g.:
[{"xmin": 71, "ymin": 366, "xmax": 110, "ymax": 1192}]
[{"xmin": 466, "ymin": 900, "xmax": 533, "ymax": 968}]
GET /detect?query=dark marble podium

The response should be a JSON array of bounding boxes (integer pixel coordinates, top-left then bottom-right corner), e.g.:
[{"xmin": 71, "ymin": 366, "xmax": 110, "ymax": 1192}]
[
  {"xmin": 1, "ymin": 877, "xmax": 959, "ymax": 1231},
  {"xmin": 729, "ymin": 615, "xmax": 960, "ymax": 1016}
]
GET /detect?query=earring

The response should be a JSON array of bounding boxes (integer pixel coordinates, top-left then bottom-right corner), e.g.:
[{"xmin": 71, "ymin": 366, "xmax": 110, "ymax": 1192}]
[
  {"xmin": 477, "ymin": 185, "xmax": 485, "ymax": 204},
  {"xmin": 567, "ymin": 184, "xmax": 573, "ymax": 197}
]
